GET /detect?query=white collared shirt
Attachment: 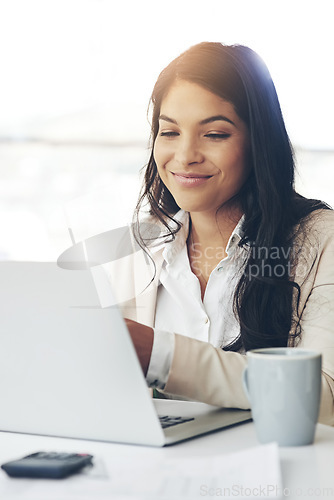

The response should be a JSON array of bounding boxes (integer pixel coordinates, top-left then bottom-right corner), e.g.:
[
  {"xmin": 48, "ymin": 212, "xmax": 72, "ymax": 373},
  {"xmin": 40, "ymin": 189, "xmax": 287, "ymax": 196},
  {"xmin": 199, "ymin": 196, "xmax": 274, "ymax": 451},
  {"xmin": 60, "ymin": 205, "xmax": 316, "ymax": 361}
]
[{"xmin": 146, "ymin": 210, "xmax": 247, "ymax": 389}]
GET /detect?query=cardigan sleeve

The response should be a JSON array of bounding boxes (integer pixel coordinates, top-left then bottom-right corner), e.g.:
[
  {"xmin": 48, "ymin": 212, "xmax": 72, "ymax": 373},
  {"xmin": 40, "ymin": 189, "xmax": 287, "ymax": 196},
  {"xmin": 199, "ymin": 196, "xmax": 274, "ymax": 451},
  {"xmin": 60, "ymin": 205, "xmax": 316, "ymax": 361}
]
[
  {"xmin": 295, "ymin": 211, "xmax": 334, "ymax": 425},
  {"xmin": 161, "ymin": 334, "xmax": 250, "ymax": 409}
]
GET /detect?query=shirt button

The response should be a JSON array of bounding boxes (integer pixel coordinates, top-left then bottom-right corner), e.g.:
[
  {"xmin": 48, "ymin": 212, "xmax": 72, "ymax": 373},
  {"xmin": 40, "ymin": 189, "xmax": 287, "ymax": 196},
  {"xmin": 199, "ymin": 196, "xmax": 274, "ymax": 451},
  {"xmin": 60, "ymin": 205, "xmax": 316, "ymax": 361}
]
[
  {"xmin": 204, "ymin": 317, "xmax": 209, "ymax": 324},
  {"xmin": 231, "ymin": 236, "xmax": 236, "ymax": 243},
  {"xmin": 217, "ymin": 266, "xmax": 223, "ymax": 272}
]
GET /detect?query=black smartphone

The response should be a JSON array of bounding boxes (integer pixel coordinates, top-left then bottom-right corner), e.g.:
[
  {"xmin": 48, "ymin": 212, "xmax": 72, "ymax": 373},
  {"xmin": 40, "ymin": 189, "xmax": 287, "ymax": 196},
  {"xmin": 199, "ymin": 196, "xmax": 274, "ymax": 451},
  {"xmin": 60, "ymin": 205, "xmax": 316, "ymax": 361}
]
[{"xmin": 1, "ymin": 452, "xmax": 93, "ymax": 479}]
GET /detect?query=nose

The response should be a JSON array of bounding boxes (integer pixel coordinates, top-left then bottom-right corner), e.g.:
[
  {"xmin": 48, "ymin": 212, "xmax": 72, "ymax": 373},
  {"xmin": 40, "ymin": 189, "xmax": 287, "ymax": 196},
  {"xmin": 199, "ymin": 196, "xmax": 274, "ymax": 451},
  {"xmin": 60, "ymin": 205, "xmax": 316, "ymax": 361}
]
[{"xmin": 174, "ymin": 136, "xmax": 204, "ymax": 166}]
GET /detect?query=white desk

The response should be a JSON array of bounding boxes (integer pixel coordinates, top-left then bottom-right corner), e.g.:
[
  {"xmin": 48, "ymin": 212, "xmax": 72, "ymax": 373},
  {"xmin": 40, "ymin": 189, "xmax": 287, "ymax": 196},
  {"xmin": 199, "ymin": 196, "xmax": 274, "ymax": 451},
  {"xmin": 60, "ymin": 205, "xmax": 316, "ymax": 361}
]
[{"xmin": 0, "ymin": 421, "xmax": 333, "ymax": 499}]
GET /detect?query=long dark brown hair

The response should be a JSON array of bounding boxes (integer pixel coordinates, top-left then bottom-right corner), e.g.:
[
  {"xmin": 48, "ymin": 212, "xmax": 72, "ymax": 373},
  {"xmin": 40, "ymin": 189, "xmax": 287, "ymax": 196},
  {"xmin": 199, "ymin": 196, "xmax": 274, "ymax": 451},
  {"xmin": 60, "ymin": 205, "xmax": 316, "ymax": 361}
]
[{"xmin": 134, "ymin": 42, "xmax": 330, "ymax": 351}]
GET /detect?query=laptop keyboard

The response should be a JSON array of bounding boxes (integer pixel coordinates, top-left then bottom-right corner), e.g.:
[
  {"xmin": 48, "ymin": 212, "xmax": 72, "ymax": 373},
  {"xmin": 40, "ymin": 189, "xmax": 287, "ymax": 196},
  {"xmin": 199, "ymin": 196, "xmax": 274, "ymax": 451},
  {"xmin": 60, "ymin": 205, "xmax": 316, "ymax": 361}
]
[{"xmin": 159, "ymin": 415, "xmax": 195, "ymax": 429}]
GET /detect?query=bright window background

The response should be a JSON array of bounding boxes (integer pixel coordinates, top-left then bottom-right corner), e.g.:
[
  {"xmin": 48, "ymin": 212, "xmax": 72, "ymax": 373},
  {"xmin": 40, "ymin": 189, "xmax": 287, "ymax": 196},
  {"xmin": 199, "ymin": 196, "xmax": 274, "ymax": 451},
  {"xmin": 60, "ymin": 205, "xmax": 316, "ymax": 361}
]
[{"xmin": 0, "ymin": 0, "xmax": 333, "ymax": 260}]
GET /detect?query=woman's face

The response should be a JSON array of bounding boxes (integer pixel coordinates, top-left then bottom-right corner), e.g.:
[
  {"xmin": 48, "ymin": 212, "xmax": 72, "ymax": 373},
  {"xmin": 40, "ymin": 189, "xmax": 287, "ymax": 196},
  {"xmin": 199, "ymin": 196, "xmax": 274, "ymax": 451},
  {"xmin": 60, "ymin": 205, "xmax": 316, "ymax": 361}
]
[{"xmin": 153, "ymin": 80, "xmax": 251, "ymax": 216}]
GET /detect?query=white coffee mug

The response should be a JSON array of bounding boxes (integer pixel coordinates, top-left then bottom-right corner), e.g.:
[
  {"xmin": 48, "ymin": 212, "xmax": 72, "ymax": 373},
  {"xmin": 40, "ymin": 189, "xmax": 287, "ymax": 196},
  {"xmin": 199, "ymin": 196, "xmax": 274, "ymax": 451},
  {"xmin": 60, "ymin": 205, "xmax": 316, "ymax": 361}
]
[{"xmin": 243, "ymin": 348, "xmax": 322, "ymax": 446}]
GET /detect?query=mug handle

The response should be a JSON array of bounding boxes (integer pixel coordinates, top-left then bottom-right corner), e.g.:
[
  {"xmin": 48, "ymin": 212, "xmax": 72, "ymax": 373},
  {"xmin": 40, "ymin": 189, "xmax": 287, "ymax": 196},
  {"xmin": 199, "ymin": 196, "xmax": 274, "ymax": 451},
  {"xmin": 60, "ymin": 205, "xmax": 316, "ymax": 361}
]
[{"xmin": 242, "ymin": 366, "xmax": 251, "ymax": 403}]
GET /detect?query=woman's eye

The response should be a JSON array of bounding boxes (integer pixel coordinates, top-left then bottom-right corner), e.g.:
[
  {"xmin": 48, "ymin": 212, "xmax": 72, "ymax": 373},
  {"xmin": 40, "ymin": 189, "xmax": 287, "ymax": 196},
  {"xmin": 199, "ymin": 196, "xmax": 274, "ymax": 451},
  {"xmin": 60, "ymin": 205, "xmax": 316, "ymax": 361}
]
[
  {"xmin": 159, "ymin": 131, "xmax": 179, "ymax": 137},
  {"xmin": 205, "ymin": 133, "xmax": 230, "ymax": 140}
]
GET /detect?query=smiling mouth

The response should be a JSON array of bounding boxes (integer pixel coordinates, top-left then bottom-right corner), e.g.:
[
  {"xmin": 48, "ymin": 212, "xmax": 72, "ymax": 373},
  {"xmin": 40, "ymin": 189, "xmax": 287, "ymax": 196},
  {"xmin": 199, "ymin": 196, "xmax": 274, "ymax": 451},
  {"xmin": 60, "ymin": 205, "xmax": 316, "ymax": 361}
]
[
  {"xmin": 172, "ymin": 172, "xmax": 212, "ymax": 178},
  {"xmin": 171, "ymin": 172, "xmax": 213, "ymax": 187}
]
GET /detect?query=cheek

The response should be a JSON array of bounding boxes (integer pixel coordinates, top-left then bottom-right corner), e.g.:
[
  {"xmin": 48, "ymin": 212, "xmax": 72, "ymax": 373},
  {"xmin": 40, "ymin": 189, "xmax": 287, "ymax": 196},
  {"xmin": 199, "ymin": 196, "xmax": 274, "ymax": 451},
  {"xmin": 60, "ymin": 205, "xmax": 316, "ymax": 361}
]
[
  {"xmin": 153, "ymin": 142, "xmax": 162, "ymax": 173},
  {"xmin": 220, "ymin": 144, "xmax": 249, "ymax": 174},
  {"xmin": 153, "ymin": 139, "xmax": 158, "ymax": 161},
  {"xmin": 153, "ymin": 139, "xmax": 173, "ymax": 168},
  {"xmin": 153, "ymin": 142, "xmax": 165, "ymax": 180}
]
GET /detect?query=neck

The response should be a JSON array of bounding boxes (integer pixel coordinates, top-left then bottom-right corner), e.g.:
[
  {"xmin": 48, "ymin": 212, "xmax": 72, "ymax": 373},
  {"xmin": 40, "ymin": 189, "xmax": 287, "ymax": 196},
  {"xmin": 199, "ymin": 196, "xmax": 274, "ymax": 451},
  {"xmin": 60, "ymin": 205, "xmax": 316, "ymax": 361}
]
[
  {"xmin": 186, "ymin": 207, "xmax": 242, "ymax": 301},
  {"xmin": 188, "ymin": 207, "xmax": 242, "ymax": 249}
]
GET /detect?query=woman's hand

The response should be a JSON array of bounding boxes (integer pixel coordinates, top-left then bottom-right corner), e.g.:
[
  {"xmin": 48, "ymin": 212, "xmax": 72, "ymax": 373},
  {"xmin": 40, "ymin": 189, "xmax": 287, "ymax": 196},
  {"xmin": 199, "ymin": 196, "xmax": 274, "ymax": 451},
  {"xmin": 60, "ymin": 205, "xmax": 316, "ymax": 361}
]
[{"xmin": 124, "ymin": 319, "xmax": 154, "ymax": 376}]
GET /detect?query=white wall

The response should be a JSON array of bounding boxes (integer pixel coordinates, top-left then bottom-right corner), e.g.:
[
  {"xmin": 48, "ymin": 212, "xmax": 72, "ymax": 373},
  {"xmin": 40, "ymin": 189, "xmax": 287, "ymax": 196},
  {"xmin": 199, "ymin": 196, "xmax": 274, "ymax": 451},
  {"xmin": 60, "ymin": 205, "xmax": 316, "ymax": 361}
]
[{"xmin": 0, "ymin": 0, "xmax": 333, "ymax": 259}]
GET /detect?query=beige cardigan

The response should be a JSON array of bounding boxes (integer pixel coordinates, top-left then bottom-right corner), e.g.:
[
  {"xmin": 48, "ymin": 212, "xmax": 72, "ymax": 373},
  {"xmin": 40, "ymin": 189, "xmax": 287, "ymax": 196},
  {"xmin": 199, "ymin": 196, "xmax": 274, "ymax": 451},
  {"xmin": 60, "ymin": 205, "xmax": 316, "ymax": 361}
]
[{"xmin": 113, "ymin": 209, "xmax": 334, "ymax": 426}]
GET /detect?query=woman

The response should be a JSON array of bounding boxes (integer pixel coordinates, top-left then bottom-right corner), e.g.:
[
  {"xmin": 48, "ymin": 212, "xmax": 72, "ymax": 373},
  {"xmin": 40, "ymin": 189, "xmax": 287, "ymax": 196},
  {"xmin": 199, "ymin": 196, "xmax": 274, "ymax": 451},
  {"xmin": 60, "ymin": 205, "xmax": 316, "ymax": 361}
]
[{"xmin": 122, "ymin": 42, "xmax": 334, "ymax": 425}]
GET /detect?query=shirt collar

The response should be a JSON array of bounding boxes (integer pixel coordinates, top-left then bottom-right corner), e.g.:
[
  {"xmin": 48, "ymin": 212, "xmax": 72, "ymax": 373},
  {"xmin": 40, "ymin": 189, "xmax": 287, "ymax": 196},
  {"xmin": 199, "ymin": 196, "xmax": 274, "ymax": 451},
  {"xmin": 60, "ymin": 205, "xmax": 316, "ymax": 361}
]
[
  {"xmin": 157, "ymin": 210, "xmax": 245, "ymax": 266},
  {"xmin": 225, "ymin": 214, "xmax": 245, "ymax": 255},
  {"xmin": 161, "ymin": 210, "xmax": 190, "ymax": 265}
]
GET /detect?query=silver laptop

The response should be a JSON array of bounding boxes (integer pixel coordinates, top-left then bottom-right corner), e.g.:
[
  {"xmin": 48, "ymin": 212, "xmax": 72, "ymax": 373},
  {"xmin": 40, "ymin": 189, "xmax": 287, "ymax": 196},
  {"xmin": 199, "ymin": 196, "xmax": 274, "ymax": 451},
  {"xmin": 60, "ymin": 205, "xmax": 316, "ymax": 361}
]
[{"xmin": 0, "ymin": 262, "xmax": 251, "ymax": 446}]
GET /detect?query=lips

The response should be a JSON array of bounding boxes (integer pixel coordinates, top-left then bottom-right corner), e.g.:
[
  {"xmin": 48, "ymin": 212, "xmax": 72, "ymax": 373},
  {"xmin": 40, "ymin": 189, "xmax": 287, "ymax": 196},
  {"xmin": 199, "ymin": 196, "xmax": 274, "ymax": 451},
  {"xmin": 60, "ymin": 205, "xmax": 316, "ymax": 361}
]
[
  {"xmin": 173, "ymin": 172, "xmax": 211, "ymax": 178},
  {"xmin": 171, "ymin": 172, "xmax": 213, "ymax": 187}
]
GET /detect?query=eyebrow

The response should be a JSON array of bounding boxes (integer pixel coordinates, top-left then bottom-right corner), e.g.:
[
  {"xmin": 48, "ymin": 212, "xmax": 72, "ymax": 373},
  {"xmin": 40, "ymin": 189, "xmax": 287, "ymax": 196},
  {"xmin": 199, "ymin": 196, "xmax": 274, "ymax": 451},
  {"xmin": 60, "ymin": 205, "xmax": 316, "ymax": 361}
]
[{"xmin": 158, "ymin": 114, "xmax": 236, "ymax": 127}]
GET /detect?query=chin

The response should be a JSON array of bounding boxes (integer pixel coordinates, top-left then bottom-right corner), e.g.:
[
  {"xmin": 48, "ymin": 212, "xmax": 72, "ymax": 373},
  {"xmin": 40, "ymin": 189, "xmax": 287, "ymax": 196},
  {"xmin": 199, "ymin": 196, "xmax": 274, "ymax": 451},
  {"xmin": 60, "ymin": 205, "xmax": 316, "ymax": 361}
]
[{"xmin": 175, "ymin": 201, "xmax": 213, "ymax": 214}]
